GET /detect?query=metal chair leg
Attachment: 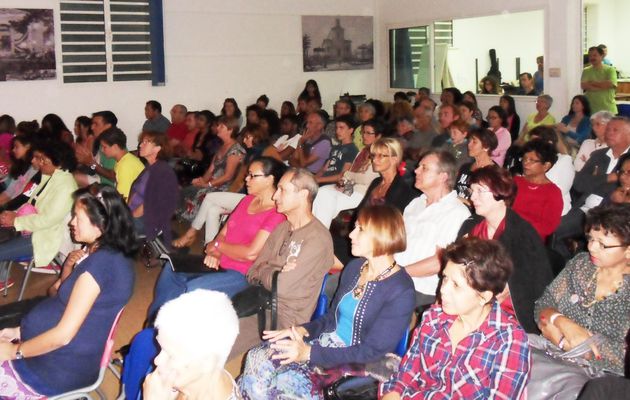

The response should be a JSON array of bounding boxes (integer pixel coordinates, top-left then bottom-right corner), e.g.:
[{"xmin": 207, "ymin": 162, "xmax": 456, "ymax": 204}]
[
  {"xmin": 1, "ymin": 261, "xmax": 9, "ymax": 297},
  {"xmin": 17, "ymin": 260, "xmax": 34, "ymax": 301}
]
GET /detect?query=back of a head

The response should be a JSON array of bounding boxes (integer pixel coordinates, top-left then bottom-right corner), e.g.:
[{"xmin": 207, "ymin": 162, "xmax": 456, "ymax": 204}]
[{"xmin": 155, "ymin": 290, "xmax": 239, "ymax": 369}]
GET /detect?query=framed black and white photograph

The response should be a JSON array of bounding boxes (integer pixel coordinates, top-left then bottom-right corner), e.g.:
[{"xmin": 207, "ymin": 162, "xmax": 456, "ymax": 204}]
[
  {"xmin": 302, "ymin": 15, "xmax": 373, "ymax": 72},
  {"xmin": 0, "ymin": 8, "xmax": 56, "ymax": 81}
]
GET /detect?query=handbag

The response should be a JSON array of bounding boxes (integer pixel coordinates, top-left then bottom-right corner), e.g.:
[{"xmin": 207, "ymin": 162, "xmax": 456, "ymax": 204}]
[
  {"xmin": 323, "ymin": 375, "xmax": 379, "ymax": 400},
  {"xmin": 139, "ymin": 232, "xmax": 169, "ymax": 269},
  {"xmin": 527, "ymin": 334, "xmax": 609, "ymax": 400},
  {"xmin": 231, "ymin": 270, "xmax": 280, "ymax": 337}
]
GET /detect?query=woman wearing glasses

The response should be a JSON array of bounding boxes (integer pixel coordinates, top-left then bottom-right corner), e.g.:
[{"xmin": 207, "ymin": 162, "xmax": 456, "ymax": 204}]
[
  {"xmin": 147, "ymin": 157, "xmax": 287, "ymax": 320},
  {"xmin": 535, "ymin": 203, "xmax": 630, "ymax": 376},
  {"xmin": 458, "ymin": 165, "xmax": 554, "ymax": 334},
  {"xmin": 354, "ymin": 137, "xmax": 415, "ymax": 216},
  {"xmin": 511, "ymin": 139, "xmax": 563, "ymax": 242}
]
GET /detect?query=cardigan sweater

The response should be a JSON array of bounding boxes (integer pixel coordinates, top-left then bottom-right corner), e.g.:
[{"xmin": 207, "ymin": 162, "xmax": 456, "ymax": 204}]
[
  {"xmin": 14, "ymin": 169, "xmax": 77, "ymax": 266},
  {"xmin": 458, "ymin": 209, "xmax": 554, "ymax": 334},
  {"xmin": 355, "ymin": 174, "xmax": 416, "ymax": 216},
  {"xmin": 302, "ymin": 258, "xmax": 416, "ymax": 368},
  {"xmin": 139, "ymin": 160, "xmax": 179, "ymax": 245}
]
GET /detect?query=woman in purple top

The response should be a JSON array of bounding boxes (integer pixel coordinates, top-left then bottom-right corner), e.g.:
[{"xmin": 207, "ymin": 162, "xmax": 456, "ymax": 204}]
[
  {"xmin": 147, "ymin": 157, "xmax": 287, "ymax": 319},
  {"xmin": 128, "ymin": 131, "xmax": 179, "ymax": 245},
  {"xmin": 239, "ymin": 205, "xmax": 416, "ymax": 399},
  {"xmin": 0, "ymin": 184, "xmax": 137, "ymax": 398}
]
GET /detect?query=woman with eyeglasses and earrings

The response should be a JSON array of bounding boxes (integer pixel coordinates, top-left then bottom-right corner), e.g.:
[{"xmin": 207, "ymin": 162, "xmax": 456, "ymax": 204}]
[
  {"xmin": 455, "ymin": 128, "xmax": 497, "ymax": 205},
  {"xmin": 511, "ymin": 139, "xmax": 563, "ymax": 242},
  {"xmin": 354, "ymin": 137, "xmax": 415, "ymax": 216},
  {"xmin": 312, "ymin": 119, "xmax": 382, "ymax": 229},
  {"xmin": 148, "ymin": 157, "xmax": 287, "ymax": 320},
  {"xmin": 535, "ymin": 203, "xmax": 630, "ymax": 378},
  {"xmin": 486, "ymin": 105, "xmax": 512, "ymax": 167},
  {"xmin": 381, "ymin": 237, "xmax": 530, "ymax": 400},
  {"xmin": 239, "ymin": 205, "xmax": 415, "ymax": 399},
  {"xmin": 457, "ymin": 165, "xmax": 554, "ymax": 334}
]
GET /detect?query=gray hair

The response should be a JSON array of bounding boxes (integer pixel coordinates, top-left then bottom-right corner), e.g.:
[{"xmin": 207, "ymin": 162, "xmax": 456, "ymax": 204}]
[
  {"xmin": 174, "ymin": 104, "xmax": 188, "ymax": 114},
  {"xmin": 287, "ymin": 167, "xmax": 319, "ymax": 203},
  {"xmin": 590, "ymin": 110, "xmax": 615, "ymax": 124},
  {"xmin": 610, "ymin": 116, "xmax": 630, "ymax": 131},
  {"xmin": 155, "ymin": 290, "xmax": 239, "ymax": 368},
  {"xmin": 358, "ymin": 102, "xmax": 376, "ymax": 116},
  {"xmin": 421, "ymin": 150, "xmax": 458, "ymax": 190},
  {"xmin": 538, "ymin": 94, "xmax": 553, "ymax": 108}
]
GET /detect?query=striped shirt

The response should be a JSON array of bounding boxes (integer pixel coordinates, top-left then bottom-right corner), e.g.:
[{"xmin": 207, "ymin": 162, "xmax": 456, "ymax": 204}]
[{"xmin": 380, "ymin": 302, "xmax": 530, "ymax": 399}]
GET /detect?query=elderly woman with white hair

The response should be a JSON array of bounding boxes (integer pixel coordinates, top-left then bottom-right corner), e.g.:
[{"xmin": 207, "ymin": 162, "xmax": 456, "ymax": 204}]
[
  {"xmin": 574, "ymin": 110, "xmax": 615, "ymax": 171},
  {"xmin": 517, "ymin": 94, "xmax": 557, "ymax": 144},
  {"xmin": 143, "ymin": 289, "xmax": 241, "ymax": 400}
]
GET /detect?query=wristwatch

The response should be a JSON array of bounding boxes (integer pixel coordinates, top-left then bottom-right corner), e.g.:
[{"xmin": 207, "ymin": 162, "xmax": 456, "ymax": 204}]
[
  {"xmin": 15, "ymin": 345, "xmax": 24, "ymax": 360},
  {"xmin": 89, "ymin": 162, "xmax": 98, "ymax": 171}
]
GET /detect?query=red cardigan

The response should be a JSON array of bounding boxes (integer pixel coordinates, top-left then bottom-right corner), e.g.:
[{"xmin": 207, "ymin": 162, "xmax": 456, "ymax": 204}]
[{"xmin": 512, "ymin": 175, "xmax": 563, "ymax": 242}]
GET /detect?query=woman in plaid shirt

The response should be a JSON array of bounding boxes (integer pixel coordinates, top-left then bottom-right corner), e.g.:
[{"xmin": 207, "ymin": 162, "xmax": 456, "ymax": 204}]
[{"xmin": 380, "ymin": 237, "xmax": 530, "ymax": 399}]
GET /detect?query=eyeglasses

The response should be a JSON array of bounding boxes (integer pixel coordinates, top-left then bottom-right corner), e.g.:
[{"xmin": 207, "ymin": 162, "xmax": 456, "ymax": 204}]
[
  {"xmin": 586, "ymin": 235, "xmax": 627, "ymax": 250},
  {"xmin": 465, "ymin": 186, "xmax": 493, "ymax": 197},
  {"xmin": 619, "ymin": 169, "xmax": 630, "ymax": 176},
  {"xmin": 522, "ymin": 157, "xmax": 542, "ymax": 164},
  {"xmin": 246, "ymin": 173, "xmax": 267, "ymax": 179},
  {"xmin": 369, "ymin": 153, "xmax": 391, "ymax": 160}
]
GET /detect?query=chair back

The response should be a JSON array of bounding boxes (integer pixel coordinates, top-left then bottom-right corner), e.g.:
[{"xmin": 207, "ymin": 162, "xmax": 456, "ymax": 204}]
[
  {"xmin": 311, "ymin": 274, "xmax": 330, "ymax": 321},
  {"xmin": 394, "ymin": 325, "xmax": 411, "ymax": 357},
  {"xmin": 121, "ymin": 328, "xmax": 160, "ymax": 400}
]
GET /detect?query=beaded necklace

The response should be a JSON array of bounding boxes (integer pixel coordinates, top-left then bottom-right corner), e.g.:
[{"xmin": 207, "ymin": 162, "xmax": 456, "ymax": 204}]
[{"xmin": 353, "ymin": 260, "xmax": 397, "ymax": 298}]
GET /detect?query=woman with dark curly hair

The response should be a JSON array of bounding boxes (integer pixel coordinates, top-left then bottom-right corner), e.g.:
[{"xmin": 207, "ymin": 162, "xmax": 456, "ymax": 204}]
[
  {"xmin": 0, "ymin": 184, "xmax": 137, "ymax": 398},
  {"xmin": 381, "ymin": 237, "xmax": 530, "ymax": 399},
  {"xmin": 0, "ymin": 138, "xmax": 78, "ymax": 276}
]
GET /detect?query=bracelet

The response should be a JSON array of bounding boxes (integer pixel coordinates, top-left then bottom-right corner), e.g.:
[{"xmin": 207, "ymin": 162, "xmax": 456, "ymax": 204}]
[
  {"xmin": 557, "ymin": 336, "xmax": 566, "ymax": 350},
  {"xmin": 549, "ymin": 312, "xmax": 564, "ymax": 326},
  {"xmin": 207, "ymin": 181, "xmax": 213, "ymax": 188}
]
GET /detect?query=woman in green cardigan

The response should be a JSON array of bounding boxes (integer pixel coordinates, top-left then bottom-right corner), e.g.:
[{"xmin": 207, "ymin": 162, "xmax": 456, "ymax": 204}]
[{"xmin": 0, "ymin": 138, "xmax": 78, "ymax": 276}]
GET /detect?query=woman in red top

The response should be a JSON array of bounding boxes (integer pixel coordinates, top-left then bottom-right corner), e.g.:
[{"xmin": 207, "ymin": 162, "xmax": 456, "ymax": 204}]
[{"xmin": 512, "ymin": 139, "xmax": 563, "ymax": 242}]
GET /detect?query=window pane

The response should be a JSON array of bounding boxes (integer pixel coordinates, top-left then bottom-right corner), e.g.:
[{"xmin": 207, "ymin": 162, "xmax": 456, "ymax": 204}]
[{"xmin": 389, "ymin": 26, "xmax": 430, "ymax": 89}]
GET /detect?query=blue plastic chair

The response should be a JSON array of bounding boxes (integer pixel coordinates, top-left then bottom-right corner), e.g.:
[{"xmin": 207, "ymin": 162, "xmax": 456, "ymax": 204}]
[
  {"xmin": 311, "ymin": 274, "xmax": 329, "ymax": 321},
  {"xmin": 394, "ymin": 325, "xmax": 411, "ymax": 357}
]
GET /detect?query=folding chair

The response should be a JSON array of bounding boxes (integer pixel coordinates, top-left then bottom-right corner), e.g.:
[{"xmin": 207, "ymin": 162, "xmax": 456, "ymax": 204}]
[
  {"xmin": 5, "ymin": 253, "xmax": 64, "ymax": 301},
  {"xmin": 311, "ymin": 274, "xmax": 329, "ymax": 321},
  {"xmin": 49, "ymin": 308, "xmax": 125, "ymax": 400}
]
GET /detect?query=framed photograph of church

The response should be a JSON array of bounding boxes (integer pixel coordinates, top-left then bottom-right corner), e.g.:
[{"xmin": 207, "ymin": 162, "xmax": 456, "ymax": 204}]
[
  {"xmin": 0, "ymin": 8, "xmax": 56, "ymax": 81},
  {"xmin": 302, "ymin": 15, "xmax": 373, "ymax": 72}
]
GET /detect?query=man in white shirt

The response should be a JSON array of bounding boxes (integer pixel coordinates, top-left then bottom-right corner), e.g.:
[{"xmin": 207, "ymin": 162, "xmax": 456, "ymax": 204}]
[{"xmin": 395, "ymin": 150, "xmax": 470, "ymax": 307}]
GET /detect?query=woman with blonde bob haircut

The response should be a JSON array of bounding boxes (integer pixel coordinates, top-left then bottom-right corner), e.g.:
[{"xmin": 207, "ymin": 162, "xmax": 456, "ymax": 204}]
[
  {"xmin": 144, "ymin": 289, "xmax": 241, "ymax": 400},
  {"xmin": 239, "ymin": 205, "xmax": 416, "ymax": 399}
]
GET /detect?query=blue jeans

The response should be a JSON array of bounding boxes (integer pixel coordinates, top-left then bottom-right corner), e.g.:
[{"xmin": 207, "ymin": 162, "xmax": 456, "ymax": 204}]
[
  {"xmin": 148, "ymin": 262, "xmax": 249, "ymax": 320},
  {"xmin": 0, "ymin": 235, "xmax": 33, "ymax": 282}
]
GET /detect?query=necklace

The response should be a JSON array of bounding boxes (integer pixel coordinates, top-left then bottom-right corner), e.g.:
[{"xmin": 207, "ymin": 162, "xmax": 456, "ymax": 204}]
[
  {"xmin": 353, "ymin": 260, "xmax": 397, "ymax": 298},
  {"xmin": 572, "ymin": 268, "xmax": 624, "ymax": 308}
]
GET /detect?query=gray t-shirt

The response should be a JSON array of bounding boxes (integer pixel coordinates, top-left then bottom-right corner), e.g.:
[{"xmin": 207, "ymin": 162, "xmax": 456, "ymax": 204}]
[
  {"xmin": 142, "ymin": 114, "xmax": 171, "ymax": 134},
  {"xmin": 323, "ymin": 143, "xmax": 359, "ymax": 177}
]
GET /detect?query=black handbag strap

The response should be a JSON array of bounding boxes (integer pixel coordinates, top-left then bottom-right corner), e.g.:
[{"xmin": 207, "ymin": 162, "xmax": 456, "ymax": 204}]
[{"xmin": 270, "ymin": 270, "xmax": 280, "ymax": 330}]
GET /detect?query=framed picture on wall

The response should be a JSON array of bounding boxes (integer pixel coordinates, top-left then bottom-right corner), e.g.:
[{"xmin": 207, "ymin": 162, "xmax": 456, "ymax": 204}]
[
  {"xmin": 302, "ymin": 15, "xmax": 373, "ymax": 72},
  {"xmin": 0, "ymin": 8, "xmax": 56, "ymax": 81}
]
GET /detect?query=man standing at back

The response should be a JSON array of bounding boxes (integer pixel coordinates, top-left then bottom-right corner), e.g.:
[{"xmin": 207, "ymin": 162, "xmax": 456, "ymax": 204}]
[
  {"xmin": 143, "ymin": 100, "xmax": 171, "ymax": 134},
  {"xmin": 99, "ymin": 128, "xmax": 145, "ymax": 200},
  {"xmin": 230, "ymin": 168, "xmax": 333, "ymax": 358}
]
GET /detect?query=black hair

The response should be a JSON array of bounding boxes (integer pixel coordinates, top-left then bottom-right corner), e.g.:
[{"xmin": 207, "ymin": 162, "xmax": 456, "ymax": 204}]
[
  {"xmin": 75, "ymin": 116, "xmax": 92, "ymax": 131},
  {"xmin": 366, "ymin": 99, "xmax": 386, "ymax": 119},
  {"xmin": 336, "ymin": 98, "xmax": 356, "ymax": 116},
  {"xmin": 280, "ymin": 101, "xmax": 296, "ymax": 117},
  {"xmin": 335, "ymin": 114, "xmax": 358, "ymax": 130},
  {"xmin": 250, "ymin": 156, "xmax": 287, "ymax": 188},
  {"xmin": 568, "ymin": 95, "xmax": 592, "ymax": 117},
  {"xmin": 99, "ymin": 128, "xmax": 127, "ymax": 149},
  {"xmin": 92, "ymin": 111, "xmax": 118, "ymax": 127},
  {"xmin": 299, "ymin": 79, "xmax": 322, "ymax": 103},
  {"xmin": 362, "ymin": 118, "xmax": 386, "ymax": 136},
  {"xmin": 257, "ymin": 94, "xmax": 269, "ymax": 106},
  {"xmin": 246, "ymin": 104, "xmax": 263, "ymax": 121},
  {"xmin": 528, "ymin": 125, "xmax": 558, "ymax": 146},
  {"xmin": 41, "ymin": 113, "xmax": 70, "ymax": 141},
  {"xmin": 9, "ymin": 134, "xmax": 34, "ymax": 178},
  {"xmin": 394, "ymin": 91, "xmax": 410, "ymax": 102},
  {"xmin": 442, "ymin": 87, "xmax": 464, "ymax": 104},
  {"xmin": 500, "ymin": 95, "xmax": 517, "ymax": 117},
  {"xmin": 522, "ymin": 139, "xmax": 558, "ymax": 166},
  {"xmin": 31, "ymin": 137, "xmax": 78, "ymax": 172},
  {"xmin": 588, "ymin": 46, "xmax": 604, "ymax": 56},
  {"xmin": 0, "ymin": 114, "xmax": 16, "ymax": 134},
  {"xmin": 73, "ymin": 184, "xmax": 139, "ymax": 257},
  {"xmin": 418, "ymin": 87, "xmax": 430, "ymax": 96},
  {"xmin": 519, "ymin": 72, "xmax": 533, "ymax": 80},
  {"xmin": 146, "ymin": 100, "xmax": 162, "ymax": 113},
  {"xmin": 261, "ymin": 109, "xmax": 280, "ymax": 137},
  {"xmin": 488, "ymin": 106, "xmax": 508, "ymax": 128},
  {"xmin": 462, "ymin": 91, "xmax": 478, "ymax": 106},
  {"xmin": 280, "ymin": 114, "xmax": 298, "ymax": 126},
  {"xmin": 221, "ymin": 98, "xmax": 242, "ymax": 118},
  {"xmin": 16, "ymin": 120, "xmax": 39, "ymax": 137},
  {"xmin": 585, "ymin": 203, "xmax": 630, "ymax": 245}
]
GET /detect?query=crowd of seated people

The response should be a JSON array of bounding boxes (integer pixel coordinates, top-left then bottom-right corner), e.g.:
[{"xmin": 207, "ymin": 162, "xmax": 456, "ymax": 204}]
[{"xmin": 0, "ymin": 69, "xmax": 628, "ymax": 399}]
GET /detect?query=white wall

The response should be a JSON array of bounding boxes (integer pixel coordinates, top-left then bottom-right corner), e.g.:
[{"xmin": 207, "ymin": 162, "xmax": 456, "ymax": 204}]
[
  {"xmin": 377, "ymin": 0, "xmax": 584, "ymax": 125},
  {"xmin": 0, "ymin": 0, "xmax": 376, "ymax": 147},
  {"xmin": 585, "ymin": 0, "xmax": 629, "ymax": 78},
  {"xmin": 450, "ymin": 10, "xmax": 544, "ymax": 92}
]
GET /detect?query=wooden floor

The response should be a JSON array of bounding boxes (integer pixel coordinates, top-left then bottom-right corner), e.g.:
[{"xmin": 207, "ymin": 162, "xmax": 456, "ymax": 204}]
[{"xmin": 0, "ymin": 226, "xmax": 246, "ymax": 398}]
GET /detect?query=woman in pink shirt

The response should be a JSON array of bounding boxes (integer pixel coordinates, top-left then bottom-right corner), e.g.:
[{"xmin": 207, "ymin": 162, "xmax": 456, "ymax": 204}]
[
  {"xmin": 487, "ymin": 106, "xmax": 512, "ymax": 167},
  {"xmin": 147, "ymin": 157, "xmax": 287, "ymax": 319}
]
